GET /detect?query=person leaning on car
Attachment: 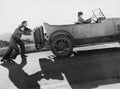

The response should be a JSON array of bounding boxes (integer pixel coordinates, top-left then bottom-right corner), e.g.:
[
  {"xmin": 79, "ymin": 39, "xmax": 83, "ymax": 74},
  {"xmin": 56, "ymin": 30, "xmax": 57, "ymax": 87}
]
[{"xmin": 1, "ymin": 21, "xmax": 32, "ymax": 63}]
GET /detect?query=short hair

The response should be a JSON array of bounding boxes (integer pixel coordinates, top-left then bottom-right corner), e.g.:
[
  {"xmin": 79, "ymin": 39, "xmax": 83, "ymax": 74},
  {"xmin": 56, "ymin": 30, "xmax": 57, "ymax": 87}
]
[
  {"xmin": 22, "ymin": 21, "xmax": 27, "ymax": 25},
  {"xmin": 78, "ymin": 12, "xmax": 83, "ymax": 17}
]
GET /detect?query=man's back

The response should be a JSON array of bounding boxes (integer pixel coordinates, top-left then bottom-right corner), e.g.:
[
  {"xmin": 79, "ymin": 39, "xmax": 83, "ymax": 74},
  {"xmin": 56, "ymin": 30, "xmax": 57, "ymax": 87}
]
[{"xmin": 12, "ymin": 25, "xmax": 24, "ymax": 39}]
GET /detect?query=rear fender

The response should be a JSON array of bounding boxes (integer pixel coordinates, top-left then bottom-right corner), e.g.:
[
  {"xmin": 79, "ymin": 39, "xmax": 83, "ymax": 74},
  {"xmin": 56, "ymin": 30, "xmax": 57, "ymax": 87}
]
[{"xmin": 49, "ymin": 30, "xmax": 74, "ymax": 45}]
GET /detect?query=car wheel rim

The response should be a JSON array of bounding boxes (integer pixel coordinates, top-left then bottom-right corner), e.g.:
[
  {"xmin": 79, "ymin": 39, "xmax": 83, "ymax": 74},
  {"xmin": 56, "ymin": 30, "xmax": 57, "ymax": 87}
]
[{"xmin": 53, "ymin": 38, "xmax": 71, "ymax": 56}]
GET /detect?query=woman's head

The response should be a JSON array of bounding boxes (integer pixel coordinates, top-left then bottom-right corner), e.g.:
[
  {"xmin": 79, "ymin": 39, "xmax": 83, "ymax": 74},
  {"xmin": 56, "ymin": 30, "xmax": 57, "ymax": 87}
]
[
  {"xmin": 78, "ymin": 12, "xmax": 83, "ymax": 17},
  {"xmin": 22, "ymin": 21, "xmax": 27, "ymax": 26}
]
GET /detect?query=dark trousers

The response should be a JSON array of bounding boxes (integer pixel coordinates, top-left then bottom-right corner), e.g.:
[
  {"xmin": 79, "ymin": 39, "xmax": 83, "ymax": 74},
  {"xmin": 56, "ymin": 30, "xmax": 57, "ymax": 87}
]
[
  {"xmin": 14, "ymin": 37, "xmax": 25, "ymax": 57},
  {"xmin": 2, "ymin": 46, "xmax": 17, "ymax": 60},
  {"xmin": 2, "ymin": 38, "xmax": 26, "ymax": 60}
]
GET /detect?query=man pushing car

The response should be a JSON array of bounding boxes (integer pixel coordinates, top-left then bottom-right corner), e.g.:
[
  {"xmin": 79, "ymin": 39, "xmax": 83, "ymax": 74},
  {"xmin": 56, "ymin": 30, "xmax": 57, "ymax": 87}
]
[{"xmin": 1, "ymin": 21, "xmax": 32, "ymax": 63}]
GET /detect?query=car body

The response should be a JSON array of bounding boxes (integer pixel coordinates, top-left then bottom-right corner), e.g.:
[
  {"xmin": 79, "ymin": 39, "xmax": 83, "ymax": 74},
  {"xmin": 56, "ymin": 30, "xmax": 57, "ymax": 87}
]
[
  {"xmin": 44, "ymin": 18, "xmax": 120, "ymax": 44},
  {"xmin": 34, "ymin": 9, "xmax": 120, "ymax": 57}
]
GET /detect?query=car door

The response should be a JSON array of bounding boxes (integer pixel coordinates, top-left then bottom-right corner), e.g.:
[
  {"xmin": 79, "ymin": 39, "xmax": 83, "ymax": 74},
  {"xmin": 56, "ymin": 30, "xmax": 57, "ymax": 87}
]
[{"xmin": 73, "ymin": 19, "xmax": 115, "ymax": 39}]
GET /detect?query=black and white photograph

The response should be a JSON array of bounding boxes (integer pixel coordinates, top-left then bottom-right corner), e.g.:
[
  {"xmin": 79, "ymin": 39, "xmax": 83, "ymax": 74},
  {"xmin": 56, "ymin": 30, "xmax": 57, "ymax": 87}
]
[{"xmin": 0, "ymin": 0, "xmax": 120, "ymax": 89}]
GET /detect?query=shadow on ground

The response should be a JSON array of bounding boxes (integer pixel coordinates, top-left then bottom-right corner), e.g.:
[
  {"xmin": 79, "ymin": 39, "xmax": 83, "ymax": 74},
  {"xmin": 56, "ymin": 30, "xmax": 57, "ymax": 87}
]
[
  {"xmin": 0, "ymin": 58, "xmax": 43, "ymax": 89},
  {"xmin": 1, "ymin": 48, "xmax": 120, "ymax": 89},
  {"xmin": 39, "ymin": 48, "xmax": 120, "ymax": 89}
]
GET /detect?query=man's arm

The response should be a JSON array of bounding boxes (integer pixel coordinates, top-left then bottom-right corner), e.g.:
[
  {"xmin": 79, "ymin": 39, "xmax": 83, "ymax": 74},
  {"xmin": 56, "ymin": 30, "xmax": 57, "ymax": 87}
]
[
  {"xmin": 24, "ymin": 27, "xmax": 32, "ymax": 32},
  {"xmin": 23, "ymin": 27, "xmax": 32, "ymax": 35}
]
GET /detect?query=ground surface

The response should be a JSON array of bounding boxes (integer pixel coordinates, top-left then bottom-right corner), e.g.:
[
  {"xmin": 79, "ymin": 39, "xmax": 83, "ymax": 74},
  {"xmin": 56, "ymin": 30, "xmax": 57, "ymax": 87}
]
[{"xmin": 1, "ymin": 43, "xmax": 120, "ymax": 89}]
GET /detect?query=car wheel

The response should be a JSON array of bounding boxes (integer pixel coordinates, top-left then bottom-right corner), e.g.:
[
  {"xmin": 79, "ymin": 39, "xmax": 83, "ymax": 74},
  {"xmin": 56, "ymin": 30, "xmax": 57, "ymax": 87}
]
[{"xmin": 50, "ymin": 35, "xmax": 73, "ymax": 57}]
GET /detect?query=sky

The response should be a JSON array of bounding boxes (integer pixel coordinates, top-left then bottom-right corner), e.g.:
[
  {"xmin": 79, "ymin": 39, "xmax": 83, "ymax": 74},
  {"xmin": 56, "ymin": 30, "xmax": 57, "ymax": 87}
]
[{"xmin": 0, "ymin": 0, "xmax": 120, "ymax": 34}]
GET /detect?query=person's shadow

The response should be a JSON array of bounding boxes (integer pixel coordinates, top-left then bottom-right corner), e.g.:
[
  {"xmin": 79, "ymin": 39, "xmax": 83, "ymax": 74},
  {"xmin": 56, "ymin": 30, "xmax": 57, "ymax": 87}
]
[{"xmin": 1, "ymin": 57, "xmax": 43, "ymax": 89}]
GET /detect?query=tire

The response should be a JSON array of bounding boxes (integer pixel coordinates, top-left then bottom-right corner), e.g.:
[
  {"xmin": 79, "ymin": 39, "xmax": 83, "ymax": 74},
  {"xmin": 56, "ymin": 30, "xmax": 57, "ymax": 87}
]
[
  {"xmin": 50, "ymin": 35, "xmax": 73, "ymax": 57},
  {"xmin": 34, "ymin": 32, "xmax": 39, "ymax": 49},
  {"xmin": 34, "ymin": 26, "xmax": 45, "ymax": 49}
]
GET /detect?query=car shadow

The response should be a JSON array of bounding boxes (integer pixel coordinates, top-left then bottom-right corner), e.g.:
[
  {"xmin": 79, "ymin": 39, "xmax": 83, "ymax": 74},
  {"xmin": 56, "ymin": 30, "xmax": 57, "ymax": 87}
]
[
  {"xmin": 39, "ymin": 48, "xmax": 120, "ymax": 89},
  {"xmin": 1, "ymin": 57, "xmax": 43, "ymax": 89}
]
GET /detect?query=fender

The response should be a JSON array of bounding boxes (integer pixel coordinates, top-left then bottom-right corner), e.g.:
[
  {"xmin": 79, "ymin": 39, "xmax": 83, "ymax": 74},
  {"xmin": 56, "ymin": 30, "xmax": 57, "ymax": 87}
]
[{"xmin": 49, "ymin": 30, "xmax": 74, "ymax": 45}]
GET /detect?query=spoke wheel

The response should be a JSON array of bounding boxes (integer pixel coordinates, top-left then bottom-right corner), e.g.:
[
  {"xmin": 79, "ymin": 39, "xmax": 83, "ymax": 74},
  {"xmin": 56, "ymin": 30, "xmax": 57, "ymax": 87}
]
[{"xmin": 51, "ymin": 35, "xmax": 73, "ymax": 57}]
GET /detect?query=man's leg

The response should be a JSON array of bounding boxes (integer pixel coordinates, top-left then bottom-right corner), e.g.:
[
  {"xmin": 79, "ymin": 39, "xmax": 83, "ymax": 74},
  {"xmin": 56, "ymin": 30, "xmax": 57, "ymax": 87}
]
[
  {"xmin": 1, "ymin": 46, "xmax": 15, "ymax": 63},
  {"xmin": 14, "ymin": 37, "xmax": 27, "ymax": 58},
  {"xmin": 16, "ymin": 38, "xmax": 27, "ymax": 58},
  {"xmin": 2, "ymin": 46, "xmax": 13, "ymax": 60},
  {"xmin": 10, "ymin": 49, "xmax": 19, "ymax": 60}
]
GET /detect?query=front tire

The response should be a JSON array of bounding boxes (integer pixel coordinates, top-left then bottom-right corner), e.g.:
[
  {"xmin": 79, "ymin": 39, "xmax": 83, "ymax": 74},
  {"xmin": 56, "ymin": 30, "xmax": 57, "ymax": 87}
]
[{"xmin": 50, "ymin": 35, "xmax": 73, "ymax": 57}]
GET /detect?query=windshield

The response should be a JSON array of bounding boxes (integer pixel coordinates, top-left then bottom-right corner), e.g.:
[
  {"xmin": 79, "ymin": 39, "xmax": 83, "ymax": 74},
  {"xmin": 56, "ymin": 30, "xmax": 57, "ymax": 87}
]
[{"xmin": 92, "ymin": 8, "xmax": 105, "ymax": 20}]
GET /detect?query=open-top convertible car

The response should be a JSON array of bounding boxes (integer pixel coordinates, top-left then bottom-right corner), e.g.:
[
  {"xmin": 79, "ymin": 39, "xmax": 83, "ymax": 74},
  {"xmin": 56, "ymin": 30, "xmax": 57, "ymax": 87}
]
[{"xmin": 34, "ymin": 8, "xmax": 120, "ymax": 57}]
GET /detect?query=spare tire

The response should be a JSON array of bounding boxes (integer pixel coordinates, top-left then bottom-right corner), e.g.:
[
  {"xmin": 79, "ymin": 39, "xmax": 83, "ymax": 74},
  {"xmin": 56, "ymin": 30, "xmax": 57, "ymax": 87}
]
[{"xmin": 34, "ymin": 26, "xmax": 45, "ymax": 49}]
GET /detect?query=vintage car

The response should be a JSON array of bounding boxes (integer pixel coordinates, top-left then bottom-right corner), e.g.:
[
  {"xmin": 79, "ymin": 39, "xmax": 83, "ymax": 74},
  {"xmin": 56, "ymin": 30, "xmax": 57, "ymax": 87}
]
[{"xmin": 34, "ymin": 8, "xmax": 120, "ymax": 57}]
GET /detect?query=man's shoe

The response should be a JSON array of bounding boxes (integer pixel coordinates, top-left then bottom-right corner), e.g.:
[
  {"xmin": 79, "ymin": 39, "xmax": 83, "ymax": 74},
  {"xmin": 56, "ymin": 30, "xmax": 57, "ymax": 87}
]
[{"xmin": 0, "ymin": 59, "xmax": 6, "ymax": 63}]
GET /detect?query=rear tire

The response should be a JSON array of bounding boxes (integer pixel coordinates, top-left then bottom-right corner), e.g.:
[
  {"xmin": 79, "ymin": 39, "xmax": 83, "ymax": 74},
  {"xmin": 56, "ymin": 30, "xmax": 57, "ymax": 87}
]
[{"xmin": 50, "ymin": 35, "xmax": 73, "ymax": 57}]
